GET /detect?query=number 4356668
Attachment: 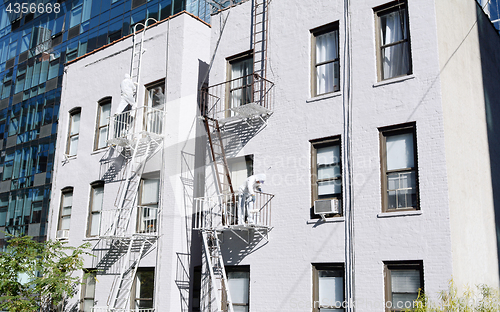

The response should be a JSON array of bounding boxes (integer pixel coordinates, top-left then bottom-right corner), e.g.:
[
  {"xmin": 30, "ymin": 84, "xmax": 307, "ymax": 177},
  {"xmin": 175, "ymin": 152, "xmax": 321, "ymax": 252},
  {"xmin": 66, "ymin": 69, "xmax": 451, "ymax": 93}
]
[{"xmin": 6, "ymin": 2, "xmax": 61, "ymax": 14}]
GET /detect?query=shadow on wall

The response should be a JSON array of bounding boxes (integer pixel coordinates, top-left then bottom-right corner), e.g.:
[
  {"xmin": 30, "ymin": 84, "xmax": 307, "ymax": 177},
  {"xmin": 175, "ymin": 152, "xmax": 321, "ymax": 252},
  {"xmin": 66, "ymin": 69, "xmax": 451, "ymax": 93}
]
[{"xmin": 477, "ymin": 4, "xmax": 500, "ymax": 279}]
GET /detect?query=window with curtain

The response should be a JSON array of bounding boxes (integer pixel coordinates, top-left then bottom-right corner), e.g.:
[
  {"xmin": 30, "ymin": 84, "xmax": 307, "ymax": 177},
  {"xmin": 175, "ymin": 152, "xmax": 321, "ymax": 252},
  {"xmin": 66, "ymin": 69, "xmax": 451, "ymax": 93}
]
[
  {"xmin": 385, "ymin": 262, "xmax": 423, "ymax": 312},
  {"xmin": 58, "ymin": 189, "xmax": 73, "ymax": 232},
  {"xmin": 133, "ymin": 268, "xmax": 154, "ymax": 309},
  {"xmin": 95, "ymin": 98, "xmax": 111, "ymax": 150},
  {"xmin": 81, "ymin": 270, "xmax": 96, "ymax": 312},
  {"xmin": 380, "ymin": 123, "xmax": 418, "ymax": 211},
  {"xmin": 229, "ymin": 54, "xmax": 253, "ymax": 111},
  {"xmin": 313, "ymin": 264, "xmax": 344, "ymax": 311},
  {"xmin": 312, "ymin": 23, "xmax": 340, "ymax": 96},
  {"xmin": 67, "ymin": 109, "xmax": 81, "ymax": 156},
  {"xmin": 138, "ymin": 178, "xmax": 159, "ymax": 233},
  {"xmin": 88, "ymin": 183, "xmax": 104, "ymax": 237},
  {"xmin": 376, "ymin": 1, "xmax": 412, "ymax": 80},
  {"xmin": 145, "ymin": 80, "xmax": 165, "ymax": 135},
  {"xmin": 310, "ymin": 137, "xmax": 342, "ymax": 218},
  {"xmin": 225, "ymin": 267, "xmax": 249, "ymax": 312}
]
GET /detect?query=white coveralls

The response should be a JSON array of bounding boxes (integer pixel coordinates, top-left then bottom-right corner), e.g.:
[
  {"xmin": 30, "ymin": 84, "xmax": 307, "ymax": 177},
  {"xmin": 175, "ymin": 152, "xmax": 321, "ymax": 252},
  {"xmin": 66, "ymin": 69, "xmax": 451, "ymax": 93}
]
[
  {"xmin": 238, "ymin": 174, "xmax": 266, "ymax": 225},
  {"xmin": 116, "ymin": 73, "xmax": 136, "ymax": 114}
]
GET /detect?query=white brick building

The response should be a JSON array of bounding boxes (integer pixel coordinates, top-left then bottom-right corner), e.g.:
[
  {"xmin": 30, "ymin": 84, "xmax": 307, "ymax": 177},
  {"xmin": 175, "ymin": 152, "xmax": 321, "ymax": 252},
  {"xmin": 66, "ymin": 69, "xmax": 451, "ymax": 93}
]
[{"xmin": 48, "ymin": 1, "xmax": 500, "ymax": 311}]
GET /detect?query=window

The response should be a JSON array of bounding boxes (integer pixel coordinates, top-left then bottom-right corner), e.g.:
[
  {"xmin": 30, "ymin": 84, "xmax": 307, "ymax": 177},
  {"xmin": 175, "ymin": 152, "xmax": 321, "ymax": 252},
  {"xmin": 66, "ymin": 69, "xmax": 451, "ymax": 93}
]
[
  {"xmin": 95, "ymin": 98, "xmax": 111, "ymax": 150},
  {"xmin": 227, "ymin": 155, "xmax": 253, "ymax": 225},
  {"xmin": 132, "ymin": 268, "xmax": 154, "ymax": 309},
  {"xmin": 58, "ymin": 188, "xmax": 73, "ymax": 233},
  {"xmin": 224, "ymin": 266, "xmax": 249, "ymax": 312},
  {"xmin": 313, "ymin": 264, "xmax": 344, "ymax": 311},
  {"xmin": 311, "ymin": 137, "xmax": 342, "ymax": 217},
  {"xmin": 81, "ymin": 270, "xmax": 96, "ymax": 312},
  {"xmin": 137, "ymin": 178, "xmax": 159, "ymax": 233},
  {"xmin": 384, "ymin": 262, "xmax": 423, "ymax": 311},
  {"xmin": 228, "ymin": 54, "xmax": 253, "ymax": 111},
  {"xmin": 311, "ymin": 23, "xmax": 340, "ymax": 96},
  {"xmin": 375, "ymin": 1, "xmax": 412, "ymax": 81},
  {"xmin": 145, "ymin": 80, "xmax": 165, "ymax": 135},
  {"xmin": 379, "ymin": 123, "xmax": 418, "ymax": 211},
  {"xmin": 67, "ymin": 108, "xmax": 81, "ymax": 156},
  {"xmin": 87, "ymin": 182, "xmax": 104, "ymax": 237}
]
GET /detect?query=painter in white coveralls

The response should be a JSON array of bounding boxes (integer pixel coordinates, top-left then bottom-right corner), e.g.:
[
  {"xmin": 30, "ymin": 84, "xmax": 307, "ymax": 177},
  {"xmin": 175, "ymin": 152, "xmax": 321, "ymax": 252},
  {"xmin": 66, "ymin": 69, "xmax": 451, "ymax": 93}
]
[{"xmin": 238, "ymin": 174, "xmax": 266, "ymax": 225}]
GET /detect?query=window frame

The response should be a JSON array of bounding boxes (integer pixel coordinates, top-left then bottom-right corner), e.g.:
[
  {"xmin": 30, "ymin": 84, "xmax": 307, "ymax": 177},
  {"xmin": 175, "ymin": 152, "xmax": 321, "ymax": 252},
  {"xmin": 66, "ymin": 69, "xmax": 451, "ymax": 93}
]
[
  {"xmin": 94, "ymin": 97, "xmax": 111, "ymax": 151},
  {"xmin": 131, "ymin": 267, "xmax": 155, "ymax": 309},
  {"xmin": 375, "ymin": 0, "xmax": 412, "ymax": 81},
  {"xmin": 58, "ymin": 187, "xmax": 73, "ymax": 232},
  {"xmin": 310, "ymin": 136, "xmax": 343, "ymax": 218},
  {"xmin": 81, "ymin": 269, "xmax": 97, "ymax": 312},
  {"xmin": 66, "ymin": 107, "xmax": 81, "ymax": 156},
  {"xmin": 137, "ymin": 177, "xmax": 160, "ymax": 233},
  {"xmin": 379, "ymin": 123, "xmax": 419, "ymax": 212},
  {"xmin": 226, "ymin": 51, "xmax": 254, "ymax": 114},
  {"xmin": 384, "ymin": 261, "xmax": 423, "ymax": 312},
  {"xmin": 311, "ymin": 22, "xmax": 340, "ymax": 96},
  {"xmin": 144, "ymin": 79, "xmax": 166, "ymax": 135},
  {"xmin": 87, "ymin": 181, "xmax": 104, "ymax": 237},
  {"xmin": 312, "ymin": 263, "xmax": 345, "ymax": 312},
  {"xmin": 224, "ymin": 266, "xmax": 250, "ymax": 312}
]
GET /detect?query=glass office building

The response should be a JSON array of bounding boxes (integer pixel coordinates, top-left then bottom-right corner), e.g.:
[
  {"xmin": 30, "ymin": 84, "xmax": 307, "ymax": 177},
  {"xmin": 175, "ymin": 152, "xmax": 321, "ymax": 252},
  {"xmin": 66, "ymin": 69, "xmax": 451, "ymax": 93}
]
[{"xmin": 0, "ymin": 0, "xmax": 209, "ymax": 246}]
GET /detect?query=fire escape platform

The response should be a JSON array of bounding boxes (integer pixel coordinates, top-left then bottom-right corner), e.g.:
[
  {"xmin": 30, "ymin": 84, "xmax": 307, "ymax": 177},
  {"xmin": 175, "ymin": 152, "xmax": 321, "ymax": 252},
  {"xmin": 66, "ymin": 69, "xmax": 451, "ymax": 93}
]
[{"xmin": 218, "ymin": 103, "xmax": 273, "ymax": 125}]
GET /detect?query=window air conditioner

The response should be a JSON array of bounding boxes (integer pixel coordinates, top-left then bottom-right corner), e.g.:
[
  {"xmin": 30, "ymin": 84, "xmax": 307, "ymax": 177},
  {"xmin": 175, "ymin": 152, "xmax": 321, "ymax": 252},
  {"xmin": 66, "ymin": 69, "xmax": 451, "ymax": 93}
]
[
  {"xmin": 56, "ymin": 229, "xmax": 69, "ymax": 240},
  {"xmin": 314, "ymin": 199, "xmax": 341, "ymax": 215}
]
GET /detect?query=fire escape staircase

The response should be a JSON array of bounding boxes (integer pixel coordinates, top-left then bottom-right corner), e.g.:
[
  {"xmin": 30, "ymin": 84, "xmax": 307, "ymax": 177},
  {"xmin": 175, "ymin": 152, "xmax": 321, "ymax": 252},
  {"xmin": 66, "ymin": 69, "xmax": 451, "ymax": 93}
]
[
  {"xmin": 196, "ymin": 1, "xmax": 274, "ymax": 312},
  {"xmin": 93, "ymin": 19, "xmax": 163, "ymax": 312}
]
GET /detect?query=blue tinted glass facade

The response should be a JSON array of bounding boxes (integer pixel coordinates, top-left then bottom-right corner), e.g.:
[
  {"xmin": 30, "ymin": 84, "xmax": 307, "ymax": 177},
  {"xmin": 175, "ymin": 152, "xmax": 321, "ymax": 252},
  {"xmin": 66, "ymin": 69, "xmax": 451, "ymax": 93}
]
[{"xmin": 0, "ymin": 0, "xmax": 209, "ymax": 246}]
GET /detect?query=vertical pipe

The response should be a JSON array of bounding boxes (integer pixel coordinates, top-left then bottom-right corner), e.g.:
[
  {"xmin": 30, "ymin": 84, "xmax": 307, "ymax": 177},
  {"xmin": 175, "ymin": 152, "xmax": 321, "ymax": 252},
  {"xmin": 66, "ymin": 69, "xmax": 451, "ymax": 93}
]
[{"xmin": 342, "ymin": 0, "xmax": 355, "ymax": 311}]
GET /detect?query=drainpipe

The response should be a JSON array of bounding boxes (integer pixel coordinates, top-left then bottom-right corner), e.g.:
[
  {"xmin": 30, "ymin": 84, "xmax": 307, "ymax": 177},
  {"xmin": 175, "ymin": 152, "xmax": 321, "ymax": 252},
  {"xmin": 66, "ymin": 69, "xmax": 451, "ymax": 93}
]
[{"xmin": 342, "ymin": 0, "xmax": 355, "ymax": 311}]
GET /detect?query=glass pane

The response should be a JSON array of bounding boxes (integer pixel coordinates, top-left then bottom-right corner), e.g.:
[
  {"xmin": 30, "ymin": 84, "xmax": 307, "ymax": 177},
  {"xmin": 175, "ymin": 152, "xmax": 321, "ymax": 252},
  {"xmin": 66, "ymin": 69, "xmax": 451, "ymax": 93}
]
[
  {"xmin": 317, "ymin": 145, "xmax": 340, "ymax": 165},
  {"xmin": 380, "ymin": 9, "xmax": 407, "ymax": 45},
  {"xmin": 60, "ymin": 216, "xmax": 70, "ymax": 230},
  {"xmin": 63, "ymin": 192, "xmax": 73, "ymax": 207},
  {"xmin": 141, "ymin": 179, "xmax": 159, "ymax": 205},
  {"xmin": 228, "ymin": 271, "xmax": 249, "ymax": 304},
  {"xmin": 69, "ymin": 136, "xmax": 79, "ymax": 155},
  {"xmin": 84, "ymin": 274, "xmax": 96, "ymax": 297},
  {"xmin": 386, "ymin": 133, "xmax": 414, "ymax": 170},
  {"xmin": 316, "ymin": 63, "xmax": 335, "ymax": 95},
  {"xmin": 381, "ymin": 42, "xmax": 410, "ymax": 79},
  {"xmin": 135, "ymin": 270, "xmax": 154, "ymax": 308},
  {"xmin": 98, "ymin": 127, "xmax": 108, "ymax": 149},
  {"xmin": 392, "ymin": 270, "xmax": 420, "ymax": 292},
  {"xmin": 90, "ymin": 213, "xmax": 100, "ymax": 236},
  {"xmin": 319, "ymin": 271, "xmax": 343, "ymax": 307},
  {"xmin": 318, "ymin": 180, "xmax": 341, "ymax": 196},
  {"xmin": 148, "ymin": 86, "xmax": 165, "ymax": 108},
  {"xmin": 83, "ymin": 299, "xmax": 94, "ymax": 312},
  {"xmin": 316, "ymin": 30, "xmax": 338, "ymax": 63},
  {"xmin": 62, "ymin": 207, "xmax": 72, "ymax": 215},
  {"xmin": 71, "ymin": 113, "xmax": 80, "ymax": 135},
  {"xmin": 387, "ymin": 171, "xmax": 416, "ymax": 209},
  {"xmin": 92, "ymin": 186, "xmax": 104, "ymax": 211},
  {"xmin": 233, "ymin": 306, "xmax": 248, "ymax": 312},
  {"xmin": 100, "ymin": 103, "xmax": 111, "ymax": 126},
  {"xmin": 318, "ymin": 165, "xmax": 340, "ymax": 180},
  {"xmin": 70, "ymin": 5, "xmax": 83, "ymax": 29}
]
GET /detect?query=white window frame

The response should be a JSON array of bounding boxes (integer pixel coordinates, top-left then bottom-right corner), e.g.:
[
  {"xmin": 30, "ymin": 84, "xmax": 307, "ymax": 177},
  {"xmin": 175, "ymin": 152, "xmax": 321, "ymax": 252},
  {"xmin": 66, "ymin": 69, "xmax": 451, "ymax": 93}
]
[
  {"xmin": 94, "ymin": 98, "xmax": 111, "ymax": 150},
  {"xmin": 66, "ymin": 108, "xmax": 81, "ymax": 156},
  {"xmin": 311, "ymin": 22, "xmax": 340, "ymax": 96},
  {"xmin": 87, "ymin": 182, "xmax": 104, "ymax": 237}
]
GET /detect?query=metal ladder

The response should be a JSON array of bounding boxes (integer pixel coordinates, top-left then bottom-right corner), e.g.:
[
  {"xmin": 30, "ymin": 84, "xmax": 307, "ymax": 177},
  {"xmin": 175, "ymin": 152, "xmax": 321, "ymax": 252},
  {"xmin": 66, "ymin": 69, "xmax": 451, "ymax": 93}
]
[
  {"xmin": 252, "ymin": 0, "xmax": 269, "ymax": 107},
  {"xmin": 203, "ymin": 116, "xmax": 235, "ymax": 198},
  {"xmin": 202, "ymin": 230, "xmax": 234, "ymax": 312},
  {"xmin": 130, "ymin": 18, "xmax": 158, "ymax": 102}
]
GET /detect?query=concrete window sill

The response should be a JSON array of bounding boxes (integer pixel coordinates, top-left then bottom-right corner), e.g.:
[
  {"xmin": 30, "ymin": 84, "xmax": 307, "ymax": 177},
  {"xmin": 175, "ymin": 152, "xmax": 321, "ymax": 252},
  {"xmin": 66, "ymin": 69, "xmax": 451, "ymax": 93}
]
[
  {"xmin": 306, "ymin": 91, "xmax": 342, "ymax": 103},
  {"xmin": 373, "ymin": 74, "xmax": 415, "ymax": 88},
  {"xmin": 377, "ymin": 210, "xmax": 422, "ymax": 218},
  {"xmin": 307, "ymin": 216, "xmax": 345, "ymax": 224}
]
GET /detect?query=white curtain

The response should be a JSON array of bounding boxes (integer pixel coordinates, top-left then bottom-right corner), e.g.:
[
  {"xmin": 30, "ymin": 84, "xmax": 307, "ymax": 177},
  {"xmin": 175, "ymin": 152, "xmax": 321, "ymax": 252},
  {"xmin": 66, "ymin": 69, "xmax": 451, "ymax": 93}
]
[
  {"xmin": 141, "ymin": 179, "xmax": 159, "ymax": 206},
  {"xmin": 391, "ymin": 270, "xmax": 420, "ymax": 307},
  {"xmin": 316, "ymin": 30, "xmax": 339, "ymax": 95},
  {"xmin": 317, "ymin": 145, "xmax": 341, "ymax": 196},
  {"xmin": 228, "ymin": 271, "xmax": 249, "ymax": 305},
  {"xmin": 380, "ymin": 9, "xmax": 409, "ymax": 79},
  {"xmin": 386, "ymin": 133, "xmax": 414, "ymax": 170}
]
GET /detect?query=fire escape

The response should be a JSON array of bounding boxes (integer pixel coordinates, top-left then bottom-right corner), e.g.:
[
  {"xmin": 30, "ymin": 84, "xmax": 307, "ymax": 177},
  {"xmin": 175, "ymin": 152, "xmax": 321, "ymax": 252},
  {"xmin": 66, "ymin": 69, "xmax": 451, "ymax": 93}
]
[
  {"xmin": 194, "ymin": 1, "xmax": 274, "ymax": 311},
  {"xmin": 92, "ymin": 18, "xmax": 163, "ymax": 312}
]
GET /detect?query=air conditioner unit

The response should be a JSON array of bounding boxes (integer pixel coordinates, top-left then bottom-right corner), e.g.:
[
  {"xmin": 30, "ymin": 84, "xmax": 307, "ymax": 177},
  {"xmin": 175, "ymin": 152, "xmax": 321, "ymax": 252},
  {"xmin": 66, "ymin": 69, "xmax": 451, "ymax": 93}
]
[
  {"xmin": 56, "ymin": 229, "xmax": 69, "ymax": 240},
  {"xmin": 314, "ymin": 199, "xmax": 341, "ymax": 215}
]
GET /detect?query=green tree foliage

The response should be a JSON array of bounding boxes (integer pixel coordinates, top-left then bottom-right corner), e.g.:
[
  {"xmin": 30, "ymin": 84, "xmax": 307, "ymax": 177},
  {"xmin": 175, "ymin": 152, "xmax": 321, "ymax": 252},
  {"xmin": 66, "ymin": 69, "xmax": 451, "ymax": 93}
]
[
  {"xmin": 0, "ymin": 235, "xmax": 92, "ymax": 312},
  {"xmin": 407, "ymin": 280, "xmax": 500, "ymax": 312}
]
